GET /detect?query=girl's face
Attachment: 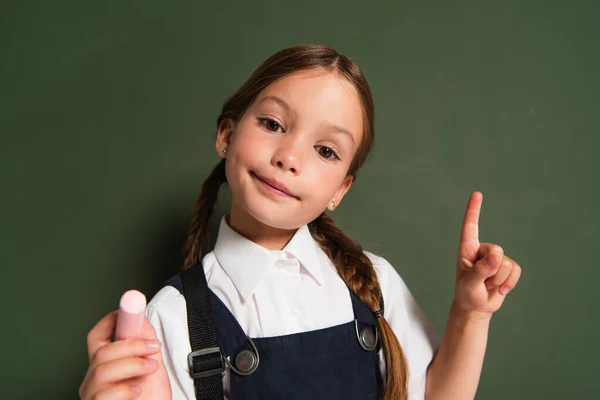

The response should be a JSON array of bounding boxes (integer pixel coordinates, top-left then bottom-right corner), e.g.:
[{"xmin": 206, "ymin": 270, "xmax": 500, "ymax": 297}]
[{"xmin": 216, "ymin": 69, "xmax": 364, "ymax": 236}]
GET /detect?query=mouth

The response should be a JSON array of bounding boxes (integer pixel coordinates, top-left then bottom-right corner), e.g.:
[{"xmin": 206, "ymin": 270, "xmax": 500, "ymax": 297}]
[{"xmin": 251, "ymin": 172, "xmax": 298, "ymax": 199}]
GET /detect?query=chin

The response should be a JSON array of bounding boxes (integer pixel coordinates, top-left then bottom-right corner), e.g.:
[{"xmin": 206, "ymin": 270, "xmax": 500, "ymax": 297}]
[
  {"xmin": 246, "ymin": 206, "xmax": 302, "ymax": 231},
  {"xmin": 240, "ymin": 196, "xmax": 313, "ymax": 231}
]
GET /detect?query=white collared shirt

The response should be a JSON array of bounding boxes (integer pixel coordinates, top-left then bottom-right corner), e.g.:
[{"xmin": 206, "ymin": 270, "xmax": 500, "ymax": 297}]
[{"xmin": 146, "ymin": 217, "xmax": 440, "ymax": 399}]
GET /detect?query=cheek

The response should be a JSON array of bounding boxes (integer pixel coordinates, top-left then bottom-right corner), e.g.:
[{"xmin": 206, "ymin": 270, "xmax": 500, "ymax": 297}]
[
  {"xmin": 231, "ymin": 128, "xmax": 268, "ymax": 165},
  {"xmin": 305, "ymin": 168, "xmax": 346, "ymax": 200}
]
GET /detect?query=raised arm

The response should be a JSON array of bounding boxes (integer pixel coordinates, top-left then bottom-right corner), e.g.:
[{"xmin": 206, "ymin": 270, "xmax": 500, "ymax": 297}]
[{"xmin": 425, "ymin": 192, "xmax": 522, "ymax": 399}]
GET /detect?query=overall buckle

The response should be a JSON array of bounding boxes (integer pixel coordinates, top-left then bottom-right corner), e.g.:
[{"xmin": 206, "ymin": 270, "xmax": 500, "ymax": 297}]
[{"xmin": 187, "ymin": 346, "xmax": 225, "ymax": 379}]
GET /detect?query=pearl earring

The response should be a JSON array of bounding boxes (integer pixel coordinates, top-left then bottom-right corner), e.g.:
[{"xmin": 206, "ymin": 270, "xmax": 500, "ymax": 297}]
[
  {"xmin": 331, "ymin": 201, "xmax": 336, "ymax": 208},
  {"xmin": 221, "ymin": 148, "xmax": 227, "ymax": 154}
]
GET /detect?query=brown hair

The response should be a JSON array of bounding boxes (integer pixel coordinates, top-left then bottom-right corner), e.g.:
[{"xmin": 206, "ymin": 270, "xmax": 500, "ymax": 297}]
[{"xmin": 183, "ymin": 44, "xmax": 408, "ymax": 399}]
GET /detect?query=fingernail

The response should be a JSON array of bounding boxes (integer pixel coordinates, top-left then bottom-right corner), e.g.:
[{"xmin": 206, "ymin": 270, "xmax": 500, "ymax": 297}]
[
  {"xmin": 131, "ymin": 385, "xmax": 141, "ymax": 396},
  {"xmin": 486, "ymin": 254, "xmax": 498, "ymax": 268},
  {"xmin": 145, "ymin": 359, "xmax": 157, "ymax": 369},
  {"xmin": 147, "ymin": 339, "xmax": 160, "ymax": 349},
  {"xmin": 500, "ymin": 287, "xmax": 510, "ymax": 295}
]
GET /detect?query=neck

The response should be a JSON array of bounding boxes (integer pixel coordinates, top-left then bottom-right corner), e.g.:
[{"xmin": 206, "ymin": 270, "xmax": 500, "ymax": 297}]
[{"xmin": 227, "ymin": 208, "xmax": 297, "ymax": 250}]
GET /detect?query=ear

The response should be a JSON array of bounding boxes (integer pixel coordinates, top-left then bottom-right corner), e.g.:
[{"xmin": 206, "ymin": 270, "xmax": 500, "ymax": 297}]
[
  {"xmin": 328, "ymin": 175, "xmax": 354, "ymax": 211},
  {"xmin": 215, "ymin": 118, "xmax": 236, "ymax": 158}
]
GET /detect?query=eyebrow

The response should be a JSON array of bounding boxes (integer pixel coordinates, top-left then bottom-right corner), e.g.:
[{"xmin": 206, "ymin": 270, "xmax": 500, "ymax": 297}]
[
  {"xmin": 327, "ymin": 123, "xmax": 356, "ymax": 145},
  {"xmin": 259, "ymin": 95, "xmax": 291, "ymax": 112},
  {"xmin": 257, "ymin": 95, "xmax": 356, "ymax": 144}
]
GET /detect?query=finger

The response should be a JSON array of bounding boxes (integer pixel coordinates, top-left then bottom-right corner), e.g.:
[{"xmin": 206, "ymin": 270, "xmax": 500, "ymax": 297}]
[
  {"xmin": 484, "ymin": 256, "xmax": 514, "ymax": 289},
  {"xmin": 90, "ymin": 357, "xmax": 159, "ymax": 388},
  {"xmin": 87, "ymin": 382, "xmax": 143, "ymax": 400},
  {"xmin": 80, "ymin": 343, "xmax": 158, "ymax": 400},
  {"xmin": 90, "ymin": 338, "xmax": 161, "ymax": 368},
  {"xmin": 87, "ymin": 310, "xmax": 119, "ymax": 362},
  {"xmin": 459, "ymin": 191, "xmax": 483, "ymax": 260},
  {"xmin": 465, "ymin": 243, "xmax": 504, "ymax": 283},
  {"xmin": 139, "ymin": 315, "xmax": 158, "ymax": 340},
  {"xmin": 137, "ymin": 316, "xmax": 168, "ymax": 367},
  {"xmin": 499, "ymin": 262, "xmax": 522, "ymax": 295}
]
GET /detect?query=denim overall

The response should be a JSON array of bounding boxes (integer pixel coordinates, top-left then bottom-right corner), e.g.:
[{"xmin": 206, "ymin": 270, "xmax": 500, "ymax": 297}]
[{"xmin": 167, "ymin": 271, "xmax": 383, "ymax": 399}]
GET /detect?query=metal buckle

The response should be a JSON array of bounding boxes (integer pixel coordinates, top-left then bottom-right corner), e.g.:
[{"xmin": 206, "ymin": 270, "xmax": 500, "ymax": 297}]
[
  {"xmin": 354, "ymin": 319, "xmax": 379, "ymax": 351},
  {"xmin": 187, "ymin": 346, "xmax": 225, "ymax": 379},
  {"xmin": 223, "ymin": 336, "xmax": 261, "ymax": 376}
]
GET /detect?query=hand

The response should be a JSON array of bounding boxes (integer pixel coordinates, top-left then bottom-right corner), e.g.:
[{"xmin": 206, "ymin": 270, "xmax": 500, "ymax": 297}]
[
  {"xmin": 454, "ymin": 191, "xmax": 522, "ymax": 317},
  {"xmin": 79, "ymin": 310, "xmax": 172, "ymax": 400}
]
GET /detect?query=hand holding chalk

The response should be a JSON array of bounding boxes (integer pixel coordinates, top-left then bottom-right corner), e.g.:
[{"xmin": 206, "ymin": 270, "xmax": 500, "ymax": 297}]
[
  {"xmin": 79, "ymin": 290, "xmax": 172, "ymax": 399},
  {"xmin": 115, "ymin": 290, "xmax": 147, "ymax": 340}
]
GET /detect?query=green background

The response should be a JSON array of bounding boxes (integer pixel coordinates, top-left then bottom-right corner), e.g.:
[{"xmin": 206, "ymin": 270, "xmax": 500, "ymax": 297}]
[{"xmin": 1, "ymin": 0, "xmax": 597, "ymax": 398}]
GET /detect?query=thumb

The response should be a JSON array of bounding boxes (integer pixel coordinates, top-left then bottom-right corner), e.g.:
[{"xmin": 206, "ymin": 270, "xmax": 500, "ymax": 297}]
[
  {"xmin": 464, "ymin": 243, "xmax": 504, "ymax": 284},
  {"xmin": 86, "ymin": 310, "xmax": 118, "ymax": 362}
]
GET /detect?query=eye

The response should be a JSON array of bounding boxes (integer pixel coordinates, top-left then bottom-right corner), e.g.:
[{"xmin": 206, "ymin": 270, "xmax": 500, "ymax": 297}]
[
  {"xmin": 258, "ymin": 117, "xmax": 284, "ymax": 133},
  {"xmin": 315, "ymin": 145, "xmax": 340, "ymax": 161}
]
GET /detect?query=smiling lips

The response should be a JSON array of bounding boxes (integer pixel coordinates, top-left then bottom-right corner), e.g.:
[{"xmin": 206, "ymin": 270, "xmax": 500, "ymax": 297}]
[{"xmin": 252, "ymin": 172, "xmax": 298, "ymax": 199}]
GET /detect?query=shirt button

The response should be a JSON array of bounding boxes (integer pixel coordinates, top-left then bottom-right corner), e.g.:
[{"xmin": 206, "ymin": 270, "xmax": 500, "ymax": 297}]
[{"xmin": 289, "ymin": 305, "xmax": 303, "ymax": 317}]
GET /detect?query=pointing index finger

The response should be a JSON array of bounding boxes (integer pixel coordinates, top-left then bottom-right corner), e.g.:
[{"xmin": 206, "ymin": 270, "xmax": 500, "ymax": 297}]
[{"xmin": 460, "ymin": 191, "xmax": 482, "ymax": 245}]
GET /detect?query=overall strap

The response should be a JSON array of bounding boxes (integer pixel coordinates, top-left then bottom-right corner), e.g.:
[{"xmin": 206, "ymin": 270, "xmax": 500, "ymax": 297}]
[{"xmin": 177, "ymin": 265, "xmax": 225, "ymax": 400}]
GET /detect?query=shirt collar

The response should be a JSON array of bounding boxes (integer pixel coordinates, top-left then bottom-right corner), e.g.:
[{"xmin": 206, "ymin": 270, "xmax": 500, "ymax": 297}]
[
  {"xmin": 282, "ymin": 224, "xmax": 324, "ymax": 285},
  {"xmin": 213, "ymin": 216, "xmax": 325, "ymax": 302}
]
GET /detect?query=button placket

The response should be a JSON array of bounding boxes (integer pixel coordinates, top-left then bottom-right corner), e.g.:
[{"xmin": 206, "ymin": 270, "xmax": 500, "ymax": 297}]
[{"xmin": 275, "ymin": 258, "xmax": 300, "ymax": 274}]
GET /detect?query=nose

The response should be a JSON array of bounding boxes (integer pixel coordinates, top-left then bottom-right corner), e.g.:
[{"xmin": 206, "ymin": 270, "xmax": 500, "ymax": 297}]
[{"xmin": 271, "ymin": 134, "xmax": 304, "ymax": 174}]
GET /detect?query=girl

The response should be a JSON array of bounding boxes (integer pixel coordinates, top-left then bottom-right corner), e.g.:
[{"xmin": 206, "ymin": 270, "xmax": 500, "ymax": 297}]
[{"xmin": 79, "ymin": 44, "xmax": 521, "ymax": 400}]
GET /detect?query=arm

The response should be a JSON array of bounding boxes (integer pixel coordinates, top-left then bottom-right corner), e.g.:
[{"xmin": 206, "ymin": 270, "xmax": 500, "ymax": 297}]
[
  {"xmin": 425, "ymin": 305, "xmax": 491, "ymax": 399},
  {"xmin": 425, "ymin": 192, "xmax": 521, "ymax": 399}
]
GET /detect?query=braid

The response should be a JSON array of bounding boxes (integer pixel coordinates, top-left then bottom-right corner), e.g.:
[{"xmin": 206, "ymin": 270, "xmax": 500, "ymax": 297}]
[
  {"xmin": 309, "ymin": 213, "xmax": 409, "ymax": 400},
  {"xmin": 183, "ymin": 159, "xmax": 227, "ymax": 270}
]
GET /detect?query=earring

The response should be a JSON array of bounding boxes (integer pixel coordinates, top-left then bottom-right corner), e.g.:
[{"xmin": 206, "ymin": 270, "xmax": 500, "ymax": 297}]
[
  {"xmin": 221, "ymin": 148, "xmax": 227, "ymax": 154},
  {"xmin": 331, "ymin": 201, "xmax": 336, "ymax": 208}
]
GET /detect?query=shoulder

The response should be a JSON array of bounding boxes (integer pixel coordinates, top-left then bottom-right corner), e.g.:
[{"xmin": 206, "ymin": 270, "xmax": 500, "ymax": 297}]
[
  {"xmin": 146, "ymin": 284, "xmax": 183, "ymax": 313},
  {"xmin": 363, "ymin": 251, "xmax": 415, "ymax": 332},
  {"xmin": 145, "ymin": 285, "xmax": 187, "ymax": 339},
  {"xmin": 364, "ymin": 250, "xmax": 406, "ymax": 279},
  {"xmin": 363, "ymin": 250, "xmax": 412, "ymax": 302},
  {"xmin": 145, "ymin": 251, "xmax": 221, "ymax": 333},
  {"xmin": 363, "ymin": 249, "xmax": 438, "ymax": 341},
  {"xmin": 364, "ymin": 250, "xmax": 397, "ymax": 277}
]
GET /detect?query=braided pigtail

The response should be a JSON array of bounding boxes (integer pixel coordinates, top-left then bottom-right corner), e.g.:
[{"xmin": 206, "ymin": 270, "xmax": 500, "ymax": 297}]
[
  {"xmin": 183, "ymin": 159, "xmax": 227, "ymax": 270},
  {"xmin": 309, "ymin": 213, "xmax": 409, "ymax": 400}
]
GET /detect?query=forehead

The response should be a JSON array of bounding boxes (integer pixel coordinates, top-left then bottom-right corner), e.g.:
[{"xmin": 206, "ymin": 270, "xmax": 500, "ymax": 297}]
[{"xmin": 253, "ymin": 69, "xmax": 364, "ymax": 146}]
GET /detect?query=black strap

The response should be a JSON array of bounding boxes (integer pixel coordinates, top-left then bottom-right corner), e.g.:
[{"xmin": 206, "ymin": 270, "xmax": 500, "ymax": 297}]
[{"xmin": 180, "ymin": 265, "xmax": 225, "ymax": 400}]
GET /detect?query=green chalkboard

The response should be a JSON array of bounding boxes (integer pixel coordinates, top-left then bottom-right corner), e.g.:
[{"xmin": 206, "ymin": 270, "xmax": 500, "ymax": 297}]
[{"xmin": 1, "ymin": 0, "xmax": 598, "ymax": 398}]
